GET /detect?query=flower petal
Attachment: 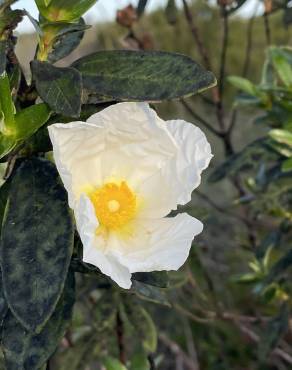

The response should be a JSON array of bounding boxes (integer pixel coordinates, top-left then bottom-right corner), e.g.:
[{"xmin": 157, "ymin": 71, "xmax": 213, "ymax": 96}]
[
  {"xmin": 136, "ymin": 120, "xmax": 212, "ymax": 218},
  {"xmin": 109, "ymin": 213, "xmax": 203, "ymax": 273},
  {"xmin": 48, "ymin": 122, "xmax": 105, "ymax": 207},
  {"xmin": 48, "ymin": 102, "xmax": 178, "ymax": 207},
  {"xmin": 165, "ymin": 119, "xmax": 213, "ymax": 205},
  {"xmin": 75, "ymin": 195, "xmax": 132, "ymax": 289}
]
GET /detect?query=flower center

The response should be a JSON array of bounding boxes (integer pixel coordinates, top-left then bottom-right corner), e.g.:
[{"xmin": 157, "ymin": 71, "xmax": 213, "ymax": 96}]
[{"xmin": 89, "ymin": 181, "xmax": 137, "ymax": 231}]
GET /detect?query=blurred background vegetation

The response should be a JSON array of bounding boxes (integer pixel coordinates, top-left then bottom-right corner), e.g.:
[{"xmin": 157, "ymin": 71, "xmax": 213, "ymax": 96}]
[{"xmin": 13, "ymin": 1, "xmax": 292, "ymax": 369}]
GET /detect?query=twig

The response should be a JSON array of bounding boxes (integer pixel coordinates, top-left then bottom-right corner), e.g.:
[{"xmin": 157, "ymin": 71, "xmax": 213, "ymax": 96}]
[
  {"xmin": 148, "ymin": 354, "xmax": 156, "ymax": 370},
  {"xmin": 181, "ymin": 99, "xmax": 221, "ymax": 137},
  {"xmin": 218, "ymin": 5, "xmax": 229, "ymax": 99},
  {"xmin": 182, "ymin": 318, "xmax": 200, "ymax": 370},
  {"xmin": 116, "ymin": 311, "xmax": 126, "ymax": 365},
  {"xmin": 182, "ymin": 0, "xmax": 225, "ymax": 132},
  {"xmin": 226, "ymin": 1, "xmax": 258, "ymax": 144},
  {"xmin": 263, "ymin": 12, "xmax": 271, "ymax": 45},
  {"xmin": 46, "ymin": 360, "xmax": 51, "ymax": 370},
  {"xmin": 174, "ymin": 303, "xmax": 213, "ymax": 324},
  {"xmin": 159, "ymin": 333, "xmax": 199, "ymax": 370},
  {"xmin": 238, "ymin": 323, "xmax": 292, "ymax": 366},
  {"xmin": 182, "ymin": 0, "xmax": 211, "ymax": 70}
]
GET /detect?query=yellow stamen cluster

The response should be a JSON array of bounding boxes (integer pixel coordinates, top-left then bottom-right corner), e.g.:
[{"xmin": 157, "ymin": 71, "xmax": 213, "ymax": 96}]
[{"xmin": 89, "ymin": 181, "xmax": 137, "ymax": 231}]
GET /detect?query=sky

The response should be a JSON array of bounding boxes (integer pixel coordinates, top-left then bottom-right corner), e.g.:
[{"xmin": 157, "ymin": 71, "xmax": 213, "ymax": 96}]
[{"xmin": 13, "ymin": 0, "xmax": 263, "ymax": 33}]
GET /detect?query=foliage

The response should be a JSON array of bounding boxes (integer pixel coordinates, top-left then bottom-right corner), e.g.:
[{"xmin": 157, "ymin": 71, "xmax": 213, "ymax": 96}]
[{"xmin": 0, "ymin": 1, "xmax": 217, "ymax": 370}]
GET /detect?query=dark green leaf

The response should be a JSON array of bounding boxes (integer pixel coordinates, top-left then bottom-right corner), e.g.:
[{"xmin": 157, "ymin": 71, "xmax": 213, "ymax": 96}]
[
  {"xmin": 258, "ymin": 303, "xmax": 289, "ymax": 361},
  {"xmin": 0, "ymin": 158, "xmax": 74, "ymax": 332},
  {"xmin": 131, "ymin": 280, "xmax": 170, "ymax": 307},
  {"xmin": 73, "ymin": 50, "xmax": 216, "ymax": 102},
  {"xmin": 265, "ymin": 249, "xmax": 292, "ymax": 285},
  {"xmin": 31, "ymin": 61, "xmax": 82, "ymax": 117},
  {"xmin": 132, "ymin": 272, "xmax": 169, "ymax": 288},
  {"xmin": 47, "ymin": 19, "xmax": 88, "ymax": 63},
  {"xmin": 124, "ymin": 303, "xmax": 157, "ymax": 353},
  {"xmin": 2, "ymin": 269, "xmax": 75, "ymax": 370},
  {"xmin": 0, "ymin": 8, "xmax": 23, "ymax": 37}
]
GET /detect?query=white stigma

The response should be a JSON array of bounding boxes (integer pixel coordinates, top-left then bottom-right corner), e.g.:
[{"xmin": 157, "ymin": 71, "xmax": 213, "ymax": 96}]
[{"xmin": 108, "ymin": 199, "xmax": 120, "ymax": 212}]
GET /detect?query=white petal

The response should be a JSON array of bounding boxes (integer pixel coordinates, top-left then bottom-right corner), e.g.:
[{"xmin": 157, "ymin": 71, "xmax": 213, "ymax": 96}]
[
  {"xmin": 165, "ymin": 119, "xmax": 213, "ymax": 205},
  {"xmin": 75, "ymin": 195, "xmax": 132, "ymax": 289},
  {"xmin": 109, "ymin": 213, "xmax": 203, "ymax": 273},
  {"xmin": 48, "ymin": 122, "xmax": 105, "ymax": 207},
  {"xmin": 48, "ymin": 102, "xmax": 178, "ymax": 207},
  {"xmin": 137, "ymin": 120, "xmax": 212, "ymax": 218}
]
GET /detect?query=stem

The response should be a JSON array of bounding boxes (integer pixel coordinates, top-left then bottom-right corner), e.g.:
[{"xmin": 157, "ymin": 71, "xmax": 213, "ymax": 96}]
[
  {"xmin": 182, "ymin": 0, "xmax": 225, "ymax": 132},
  {"xmin": 263, "ymin": 12, "xmax": 271, "ymax": 45},
  {"xmin": 181, "ymin": 99, "xmax": 221, "ymax": 137},
  {"xmin": 218, "ymin": 6, "xmax": 229, "ymax": 99},
  {"xmin": 116, "ymin": 311, "xmax": 126, "ymax": 365}
]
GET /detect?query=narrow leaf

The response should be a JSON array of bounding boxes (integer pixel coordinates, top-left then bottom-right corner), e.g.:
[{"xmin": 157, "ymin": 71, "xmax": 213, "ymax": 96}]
[
  {"xmin": 0, "ymin": 158, "xmax": 74, "ymax": 332},
  {"xmin": 269, "ymin": 129, "xmax": 292, "ymax": 147},
  {"xmin": 0, "ymin": 72, "xmax": 15, "ymax": 131},
  {"xmin": 2, "ymin": 270, "xmax": 75, "ymax": 370}
]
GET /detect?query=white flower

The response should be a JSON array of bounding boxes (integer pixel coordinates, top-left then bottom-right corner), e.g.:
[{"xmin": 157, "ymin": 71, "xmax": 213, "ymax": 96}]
[{"xmin": 48, "ymin": 102, "xmax": 212, "ymax": 289}]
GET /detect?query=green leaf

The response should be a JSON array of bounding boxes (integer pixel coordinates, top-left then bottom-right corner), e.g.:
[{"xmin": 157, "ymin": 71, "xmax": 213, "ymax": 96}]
[
  {"xmin": 228, "ymin": 76, "xmax": 258, "ymax": 96},
  {"xmin": 129, "ymin": 353, "xmax": 150, "ymax": 370},
  {"xmin": 269, "ymin": 129, "xmax": 292, "ymax": 147},
  {"xmin": 132, "ymin": 271, "xmax": 169, "ymax": 288},
  {"xmin": 31, "ymin": 61, "xmax": 82, "ymax": 117},
  {"xmin": 0, "ymin": 72, "xmax": 15, "ymax": 131},
  {"xmin": 0, "ymin": 8, "xmax": 23, "ymax": 38},
  {"xmin": 47, "ymin": 19, "xmax": 88, "ymax": 63},
  {"xmin": 282, "ymin": 157, "xmax": 292, "ymax": 172},
  {"xmin": 2, "ymin": 269, "xmax": 75, "ymax": 370},
  {"xmin": 265, "ymin": 249, "xmax": 292, "ymax": 285},
  {"xmin": 73, "ymin": 50, "xmax": 216, "ymax": 102},
  {"xmin": 0, "ymin": 135, "xmax": 16, "ymax": 159},
  {"xmin": 35, "ymin": 0, "xmax": 97, "ymax": 22},
  {"xmin": 103, "ymin": 357, "xmax": 127, "ymax": 370},
  {"xmin": 124, "ymin": 304, "xmax": 157, "ymax": 353},
  {"xmin": 14, "ymin": 103, "xmax": 51, "ymax": 140},
  {"xmin": 269, "ymin": 47, "xmax": 292, "ymax": 87},
  {"xmin": 131, "ymin": 280, "xmax": 170, "ymax": 306},
  {"xmin": 0, "ymin": 158, "xmax": 74, "ymax": 332},
  {"xmin": 258, "ymin": 303, "xmax": 289, "ymax": 361}
]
